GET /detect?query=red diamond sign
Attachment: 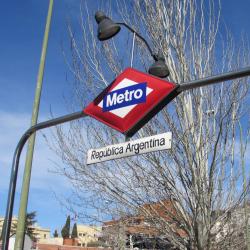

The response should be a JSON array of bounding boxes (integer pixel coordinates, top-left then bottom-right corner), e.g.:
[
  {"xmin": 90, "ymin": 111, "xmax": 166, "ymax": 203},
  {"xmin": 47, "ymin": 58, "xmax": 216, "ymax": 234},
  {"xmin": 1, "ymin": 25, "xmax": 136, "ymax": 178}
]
[{"xmin": 84, "ymin": 68, "xmax": 179, "ymax": 137}]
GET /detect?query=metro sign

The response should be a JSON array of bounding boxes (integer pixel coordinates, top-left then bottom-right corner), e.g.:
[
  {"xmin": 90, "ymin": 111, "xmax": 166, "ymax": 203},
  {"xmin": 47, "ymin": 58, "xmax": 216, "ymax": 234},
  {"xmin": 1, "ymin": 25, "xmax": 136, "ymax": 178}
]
[{"xmin": 84, "ymin": 68, "xmax": 179, "ymax": 137}]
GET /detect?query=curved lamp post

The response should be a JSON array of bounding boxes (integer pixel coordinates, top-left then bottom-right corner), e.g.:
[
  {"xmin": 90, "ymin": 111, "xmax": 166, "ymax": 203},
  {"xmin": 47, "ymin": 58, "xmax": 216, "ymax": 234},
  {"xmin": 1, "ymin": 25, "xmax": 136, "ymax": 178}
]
[
  {"xmin": 95, "ymin": 11, "xmax": 170, "ymax": 78},
  {"xmin": 2, "ymin": 10, "xmax": 250, "ymax": 250}
]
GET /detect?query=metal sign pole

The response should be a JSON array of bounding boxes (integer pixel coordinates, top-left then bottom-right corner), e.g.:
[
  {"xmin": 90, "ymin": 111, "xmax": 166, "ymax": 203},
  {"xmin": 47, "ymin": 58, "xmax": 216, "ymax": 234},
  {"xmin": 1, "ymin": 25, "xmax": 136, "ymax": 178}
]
[
  {"xmin": 1, "ymin": 111, "xmax": 86, "ymax": 250},
  {"xmin": 178, "ymin": 67, "xmax": 250, "ymax": 92},
  {"xmin": 14, "ymin": 1, "xmax": 54, "ymax": 249},
  {"xmin": 1, "ymin": 66, "xmax": 250, "ymax": 250}
]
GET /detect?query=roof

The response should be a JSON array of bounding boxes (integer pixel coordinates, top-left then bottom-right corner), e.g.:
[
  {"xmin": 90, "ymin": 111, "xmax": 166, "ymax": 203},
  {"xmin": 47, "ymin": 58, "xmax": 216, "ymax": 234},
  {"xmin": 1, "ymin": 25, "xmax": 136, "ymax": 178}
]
[
  {"xmin": 102, "ymin": 200, "xmax": 187, "ymax": 238},
  {"xmin": 37, "ymin": 243, "xmax": 110, "ymax": 250}
]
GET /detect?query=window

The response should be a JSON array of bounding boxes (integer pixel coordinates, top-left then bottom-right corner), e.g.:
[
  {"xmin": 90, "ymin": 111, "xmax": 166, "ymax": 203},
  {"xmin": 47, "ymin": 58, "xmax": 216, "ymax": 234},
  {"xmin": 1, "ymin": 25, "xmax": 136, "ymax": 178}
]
[
  {"xmin": 79, "ymin": 233, "xmax": 86, "ymax": 237},
  {"xmin": 44, "ymin": 234, "xmax": 46, "ymax": 239}
]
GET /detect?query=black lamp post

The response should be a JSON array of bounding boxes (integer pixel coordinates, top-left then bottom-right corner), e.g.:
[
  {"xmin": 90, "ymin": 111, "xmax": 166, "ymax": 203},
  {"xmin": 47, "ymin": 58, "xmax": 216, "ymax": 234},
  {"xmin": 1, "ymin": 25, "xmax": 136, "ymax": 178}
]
[
  {"xmin": 95, "ymin": 11, "xmax": 170, "ymax": 78},
  {"xmin": 2, "ymin": 11, "xmax": 250, "ymax": 250}
]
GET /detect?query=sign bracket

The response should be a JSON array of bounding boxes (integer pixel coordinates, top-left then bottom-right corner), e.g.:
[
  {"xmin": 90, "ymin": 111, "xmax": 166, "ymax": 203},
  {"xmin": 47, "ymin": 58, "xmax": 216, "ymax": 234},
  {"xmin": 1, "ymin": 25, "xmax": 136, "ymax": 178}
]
[{"xmin": 2, "ymin": 66, "xmax": 250, "ymax": 250}]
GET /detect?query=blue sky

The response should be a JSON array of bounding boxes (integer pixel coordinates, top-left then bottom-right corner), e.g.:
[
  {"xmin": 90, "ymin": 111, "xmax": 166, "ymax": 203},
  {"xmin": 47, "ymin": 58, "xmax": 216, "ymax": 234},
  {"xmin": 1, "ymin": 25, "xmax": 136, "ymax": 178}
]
[
  {"xmin": 0, "ymin": 0, "xmax": 250, "ymax": 235},
  {"xmin": 0, "ymin": 0, "xmax": 82, "ymax": 234}
]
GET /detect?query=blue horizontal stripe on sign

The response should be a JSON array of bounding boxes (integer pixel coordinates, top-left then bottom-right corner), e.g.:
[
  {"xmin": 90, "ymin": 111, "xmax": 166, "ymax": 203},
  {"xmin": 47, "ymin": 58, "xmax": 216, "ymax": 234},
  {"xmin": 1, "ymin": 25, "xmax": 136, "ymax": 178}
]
[{"xmin": 103, "ymin": 82, "xmax": 147, "ymax": 112}]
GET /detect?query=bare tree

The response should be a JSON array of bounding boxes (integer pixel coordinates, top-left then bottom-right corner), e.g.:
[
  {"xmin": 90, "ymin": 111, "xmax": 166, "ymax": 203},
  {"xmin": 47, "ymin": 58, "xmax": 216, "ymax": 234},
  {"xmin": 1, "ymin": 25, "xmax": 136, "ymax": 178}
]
[{"xmin": 48, "ymin": 1, "xmax": 250, "ymax": 249}]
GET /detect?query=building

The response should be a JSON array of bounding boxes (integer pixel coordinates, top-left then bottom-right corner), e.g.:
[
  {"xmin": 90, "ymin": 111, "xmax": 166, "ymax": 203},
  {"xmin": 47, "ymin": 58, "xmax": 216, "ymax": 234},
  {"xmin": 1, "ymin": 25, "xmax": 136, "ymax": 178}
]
[
  {"xmin": 76, "ymin": 225, "xmax": 101, "ymax": 247},
  {"xmin": 8, "ymin": 234, "xmax": 34, "ymax": 250},
  {"xmin": 38, "ymin": 237, "xmax": 63, "ymax": 245},
  {"xmin": 101, "ymin": 200, "xmax": 187, "ymax": 249},
  {"xmin": 31, "ymin": 224, "xmax": 50, "ymax": 242},
  {"xmin": 38, "ymin": 224, "xmax": 101, "ymax": 247},
  {"xmin": 0, "ymin": 216, "xmax": 19, "ymax": 238},
  {"xmin": 0, "ymin": 217, "xmax": 104, "ymax": 248},
  {"xmin": 0, "ymin": 216, "xmax": 50, "ymax": 243},
  {"xmin": 36, "ymin": 224, "xmax": 104, "ymax": 250},
  {"xmin": 211, "ymin": 204, "xmax": 250, "ymax": 249},
  {"xmin": 37, "ymin": 244, "xmax": 109, "ymax": 250}
]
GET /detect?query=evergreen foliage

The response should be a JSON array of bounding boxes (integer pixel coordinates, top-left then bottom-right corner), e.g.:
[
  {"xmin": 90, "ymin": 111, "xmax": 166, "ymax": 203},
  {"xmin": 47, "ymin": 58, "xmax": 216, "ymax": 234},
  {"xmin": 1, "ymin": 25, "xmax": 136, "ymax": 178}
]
[
  {"xmin": 71, "ymin": 223, "xmax": 78, "ymax": 238},
  {"xmin": 24, "ymin": 211, "xmax": 37, "ymax": 241},
  {"xmin": 53, "ymin": 229, "xmax": 59, "ymax": 238},
  {"xmin": 0, "ymin": 211, "xmax": 37, "ymax": 241},
  {"xmin": 0, "ymin": 219, "xmax": 6, "ymax": 240},
  {"xmin": 61, "ymin": 215, "xmax": 70, "ymax": 239}
]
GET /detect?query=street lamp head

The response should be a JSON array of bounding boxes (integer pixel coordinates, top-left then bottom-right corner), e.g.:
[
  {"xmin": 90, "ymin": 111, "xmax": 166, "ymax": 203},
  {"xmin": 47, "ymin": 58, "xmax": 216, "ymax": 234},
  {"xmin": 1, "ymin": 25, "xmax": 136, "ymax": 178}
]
[
  {"xmin": 95, "ymin": 11, "xmax": 121, "ymax": 41},
  {"xmin": 94, "ymin": 12, "xmax": 170, "ymax": 78},
  {"xmin": 148, "ymin": 55, "xmax": 170, "ymax": 78}
]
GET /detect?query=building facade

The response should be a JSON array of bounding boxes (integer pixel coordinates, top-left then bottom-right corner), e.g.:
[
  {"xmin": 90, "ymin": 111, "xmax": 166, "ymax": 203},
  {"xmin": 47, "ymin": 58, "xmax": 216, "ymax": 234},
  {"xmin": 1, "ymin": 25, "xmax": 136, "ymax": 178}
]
[
  {"xmin": 101, "ymin": 200, "xmax": 187, "ymax": 249},
  {"xmin": 0, "ymin": 216, "xmax": 50, "ymax": 243},
  {"xmin": 76, "ymin": 225, "xmax": 101, "ymax": 247}
]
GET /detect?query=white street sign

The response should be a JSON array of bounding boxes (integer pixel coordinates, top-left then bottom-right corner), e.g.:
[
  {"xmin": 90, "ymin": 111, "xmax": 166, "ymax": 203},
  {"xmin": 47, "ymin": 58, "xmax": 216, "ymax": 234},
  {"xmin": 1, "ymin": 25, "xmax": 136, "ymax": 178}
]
[{"xmin": 86, "ymin": 132, "xmax": 172, "ymax": 164}]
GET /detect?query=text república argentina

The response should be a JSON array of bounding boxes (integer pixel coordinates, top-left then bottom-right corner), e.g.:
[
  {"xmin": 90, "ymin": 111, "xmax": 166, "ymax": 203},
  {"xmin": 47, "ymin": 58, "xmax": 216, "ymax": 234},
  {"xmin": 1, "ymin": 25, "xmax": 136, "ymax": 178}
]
[
  {"xmin": 86, "ymin": 133, "xmax": 172, "ymax": 164},
  {"xmin": 91, "ymin": 137, "xmax": 165, "ymax": 161}
]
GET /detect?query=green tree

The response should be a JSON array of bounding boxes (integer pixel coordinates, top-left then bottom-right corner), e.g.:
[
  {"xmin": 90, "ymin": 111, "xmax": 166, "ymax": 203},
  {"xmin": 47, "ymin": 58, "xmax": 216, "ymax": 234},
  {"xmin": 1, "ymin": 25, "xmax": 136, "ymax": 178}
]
[
  {"xmin": 71, "ymin": 223, "xmax": 78, "ymax": 239},
  {"xmin": 0, "ymin": 211, "xmax": 37, "ymax": 241},
  {"xmin": 53, "ymin": 229, "xmax": 59, "ymax": 238},
  {"xmin": 23, "ymin": 211, "xmax": 37, "ymax": 241},
  {"xmin": 61, "ymin": 216, "xmax": 70, "ymax": 239},
  {"xmin": 0, "ymin": 219, "xmax": 6, "ymax": 241}
]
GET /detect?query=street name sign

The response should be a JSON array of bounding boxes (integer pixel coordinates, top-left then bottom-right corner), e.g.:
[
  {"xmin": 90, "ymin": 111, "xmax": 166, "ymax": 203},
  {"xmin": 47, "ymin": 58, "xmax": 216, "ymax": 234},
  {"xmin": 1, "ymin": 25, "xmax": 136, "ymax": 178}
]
[
  {"xmin": 86, "ymin": 132, "xmax": 172, "ymax": 164},
  {"xmin": 84, "ymin": 68, "xmax": 178, "ymax": 137}
]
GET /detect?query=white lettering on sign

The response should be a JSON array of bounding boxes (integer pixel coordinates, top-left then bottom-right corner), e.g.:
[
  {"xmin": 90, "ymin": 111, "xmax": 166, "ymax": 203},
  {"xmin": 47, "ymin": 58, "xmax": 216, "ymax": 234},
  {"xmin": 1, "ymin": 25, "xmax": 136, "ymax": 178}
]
[
  {"xmin": 105, "ymin": 89, "xmax": 144, "ymax": 106},
  {"xmin": 134, "ymin": 89, "xmax": 143, "ymax": 99},
  {"xmin": 86, "ymin": 132, "xmax": 172, "ymax": 164},
  {"xmin": 103, "ymin": 83, "xmax": 147, "ymax": 112},
  {"xmin": 105, "ymin": 89, "xmax": 144, "ymax": 108},
  {"xmin": 98, "ymin": 78, "xmax": 153, "ymax": 118},
  {"xmin": 106, "ymin": 93, "xmax": 117, "ymax": 107}
]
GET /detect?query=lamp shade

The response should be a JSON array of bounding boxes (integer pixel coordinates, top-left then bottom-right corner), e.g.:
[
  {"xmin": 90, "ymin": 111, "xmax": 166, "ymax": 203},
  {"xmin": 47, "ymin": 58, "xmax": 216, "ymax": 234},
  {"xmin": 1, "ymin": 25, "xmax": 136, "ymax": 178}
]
[
  {"xmin": 95, "ymin": 11, "xmax": 121, "ymax": 41},
  {"xmin": 148, "ymin": 59, "xmax": 170, "ymax": 78}
]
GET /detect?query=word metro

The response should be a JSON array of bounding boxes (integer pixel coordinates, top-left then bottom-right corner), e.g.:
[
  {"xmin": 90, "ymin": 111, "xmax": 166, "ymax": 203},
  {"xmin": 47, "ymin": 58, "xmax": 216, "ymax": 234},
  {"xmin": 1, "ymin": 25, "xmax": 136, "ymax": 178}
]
[{"xmin": 103, "ymin": 82, "xmax": 147, "ymax": 112}]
